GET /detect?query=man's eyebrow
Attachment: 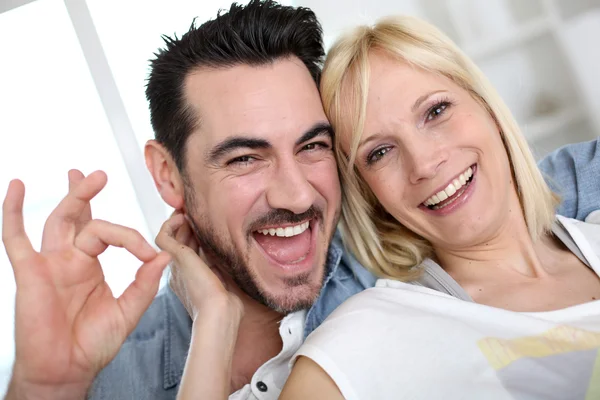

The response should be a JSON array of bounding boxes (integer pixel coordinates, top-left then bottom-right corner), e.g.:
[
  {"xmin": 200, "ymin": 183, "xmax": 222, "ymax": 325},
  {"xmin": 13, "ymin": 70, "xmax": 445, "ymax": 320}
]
[
  {"xmin": 207, "ymin": 137, "xmax": 271, "ymax": 163},
  {"xmin": 295, "ymin": 122, "xmax": 334, "ymax": 146}
]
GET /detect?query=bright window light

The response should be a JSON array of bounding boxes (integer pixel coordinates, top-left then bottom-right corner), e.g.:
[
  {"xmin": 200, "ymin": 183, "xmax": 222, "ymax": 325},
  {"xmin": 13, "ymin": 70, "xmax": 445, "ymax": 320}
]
[{"xmin": 0, "ymin": 0, "xmax": 153, "ymax": 391}]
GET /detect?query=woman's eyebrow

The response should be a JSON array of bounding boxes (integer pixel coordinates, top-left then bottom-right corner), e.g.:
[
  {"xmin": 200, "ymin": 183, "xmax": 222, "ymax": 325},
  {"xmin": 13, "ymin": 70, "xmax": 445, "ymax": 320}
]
[{"xmin": 411, "ymin": 90, "xmax": 448, "ymax": 112}]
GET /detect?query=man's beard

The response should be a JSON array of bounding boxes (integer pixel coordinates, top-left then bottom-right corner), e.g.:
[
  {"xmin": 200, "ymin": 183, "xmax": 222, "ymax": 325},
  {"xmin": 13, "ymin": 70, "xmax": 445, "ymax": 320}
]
[{"xmin": 184, "ymin": 191, "xmax": 332, "ymax": 314}]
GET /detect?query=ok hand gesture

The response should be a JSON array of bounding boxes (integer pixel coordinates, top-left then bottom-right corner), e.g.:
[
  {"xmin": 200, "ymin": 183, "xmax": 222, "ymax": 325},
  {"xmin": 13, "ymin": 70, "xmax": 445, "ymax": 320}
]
[{"xmin": 2, "ymin": 170, "xmax": 170, "ymax": 400}]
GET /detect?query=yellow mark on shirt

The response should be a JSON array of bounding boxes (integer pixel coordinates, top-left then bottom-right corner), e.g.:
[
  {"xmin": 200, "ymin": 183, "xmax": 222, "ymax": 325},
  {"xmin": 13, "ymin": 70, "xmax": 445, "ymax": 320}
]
[{"xmin": 477, "ymin": 325, "xmax": 600, "ymax": 370}]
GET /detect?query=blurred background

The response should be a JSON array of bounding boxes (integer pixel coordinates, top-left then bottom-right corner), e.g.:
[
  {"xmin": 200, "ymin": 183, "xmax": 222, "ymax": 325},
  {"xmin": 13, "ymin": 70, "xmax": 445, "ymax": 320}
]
[{"xmin": 0, "ymin": 0, "xmax": 599, "ymax": 392}]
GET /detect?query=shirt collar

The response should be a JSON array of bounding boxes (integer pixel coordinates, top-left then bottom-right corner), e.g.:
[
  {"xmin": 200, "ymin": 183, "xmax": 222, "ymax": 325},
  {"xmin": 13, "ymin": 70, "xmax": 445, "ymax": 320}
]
[{"xmin": 319, "ymin": 233, "xmax": 344, "ymax": 292}]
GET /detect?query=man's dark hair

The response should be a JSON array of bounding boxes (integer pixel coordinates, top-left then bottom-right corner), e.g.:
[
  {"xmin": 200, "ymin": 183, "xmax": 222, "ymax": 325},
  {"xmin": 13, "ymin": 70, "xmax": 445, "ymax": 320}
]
[{"xmin": 146, "ymin": 0, "xmax": 325, "ymax": 171}]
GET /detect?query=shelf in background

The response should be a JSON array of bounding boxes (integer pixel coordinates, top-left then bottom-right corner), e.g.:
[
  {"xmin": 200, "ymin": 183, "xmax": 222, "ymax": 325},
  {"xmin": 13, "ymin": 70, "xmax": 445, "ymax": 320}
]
[
  {"xmin": 465, "ymin": 17, "xmax": 552, "ymax": 60},
  {"xmin": 521, "ymin": 106, "xmax": 586, "ymax": 142},
  {"xmin": 529, "ymin": 116, "xmax": 596, "ymax": 160},
  {"xmin": 555, "ymin": 0, "xmax": 600, "ymax": 22}
]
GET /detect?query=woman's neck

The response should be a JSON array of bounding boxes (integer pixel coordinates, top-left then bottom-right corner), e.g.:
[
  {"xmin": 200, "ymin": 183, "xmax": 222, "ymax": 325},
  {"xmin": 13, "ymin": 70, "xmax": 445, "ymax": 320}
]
[
  {"xmin": 435, "ymin": 206, "xmax": 556, "ymax": 282},
  {"xmin": 430, "ymin": 197, "xmax": 600, "ymax": 311}
]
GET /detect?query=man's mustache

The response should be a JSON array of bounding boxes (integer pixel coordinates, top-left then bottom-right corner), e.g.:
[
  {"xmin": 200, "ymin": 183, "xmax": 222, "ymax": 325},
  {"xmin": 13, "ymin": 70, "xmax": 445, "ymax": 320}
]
[{"xmin": 248, "ymin": 205, "xmax": 323, "ymax": 232}]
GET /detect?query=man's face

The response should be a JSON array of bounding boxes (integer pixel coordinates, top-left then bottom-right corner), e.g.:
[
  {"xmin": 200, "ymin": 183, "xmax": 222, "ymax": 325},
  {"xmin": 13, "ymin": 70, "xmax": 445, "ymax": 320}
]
[{"xmin": 181, "ymin": 57, "xmax": 341, "ymax": 313}]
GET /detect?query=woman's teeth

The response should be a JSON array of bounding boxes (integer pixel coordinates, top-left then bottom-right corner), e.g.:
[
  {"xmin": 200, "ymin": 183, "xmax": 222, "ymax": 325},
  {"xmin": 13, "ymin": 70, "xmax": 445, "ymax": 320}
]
[
  {"xmin": 424, "ymin": 167, "xmax": 473, "ymax": 207},
  {"xmin": 256, "ymin": 221, "xmax": 310, "ymax": 237}
]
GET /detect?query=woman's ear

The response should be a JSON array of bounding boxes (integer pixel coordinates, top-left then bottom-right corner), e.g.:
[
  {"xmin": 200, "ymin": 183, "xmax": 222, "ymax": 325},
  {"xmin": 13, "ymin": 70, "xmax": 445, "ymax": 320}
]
[{"xmin": 145, "ymin": 140, "xmax": 185, "ymax": 210}]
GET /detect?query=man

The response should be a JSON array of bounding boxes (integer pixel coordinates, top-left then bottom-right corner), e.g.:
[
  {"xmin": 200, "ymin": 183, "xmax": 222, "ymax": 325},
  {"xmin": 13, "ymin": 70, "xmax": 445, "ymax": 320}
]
[
  {"xmin": 2, "ymin": 1, "xmax": 599, "ymax": 399},
  {"xmin": 3, "ymin": 2, "xmax": 374, "ymax": 400}
]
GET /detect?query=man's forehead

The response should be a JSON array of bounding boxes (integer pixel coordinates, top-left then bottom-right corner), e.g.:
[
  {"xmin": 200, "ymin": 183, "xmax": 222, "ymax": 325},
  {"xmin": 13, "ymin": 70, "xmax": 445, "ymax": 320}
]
[{"xmin": 183, "ymin": 58, "xmax": 327, "ymax": 145}]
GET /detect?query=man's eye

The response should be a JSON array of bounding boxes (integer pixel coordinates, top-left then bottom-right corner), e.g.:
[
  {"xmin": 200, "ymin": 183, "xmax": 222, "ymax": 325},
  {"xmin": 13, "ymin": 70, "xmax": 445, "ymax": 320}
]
[
  {"xmin": 303, "ymin": 142, "xmax": 330, "ymax": 151},
  {"xmin": 227, "ymin": 155, "xmax": 255, "ymax": 165}
]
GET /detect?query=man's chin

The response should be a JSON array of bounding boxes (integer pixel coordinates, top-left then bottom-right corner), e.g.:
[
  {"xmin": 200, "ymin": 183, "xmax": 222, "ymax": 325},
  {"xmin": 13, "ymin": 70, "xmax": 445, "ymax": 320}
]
[
  {"xmin": 246, "ymin": 242, "xmax": 328, "ymax": 313},
  {"xmin": 258, "ymin": 283, "xmax": 322, "ymax": 314}
]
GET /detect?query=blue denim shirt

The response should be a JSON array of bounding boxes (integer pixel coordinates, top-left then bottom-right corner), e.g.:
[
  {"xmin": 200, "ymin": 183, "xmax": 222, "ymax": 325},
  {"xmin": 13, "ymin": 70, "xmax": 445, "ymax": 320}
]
[
  {"xmin": 88, "ymin": 138, "xmax": 600, "ymax": 399},
  {"xmin": 538, "ymin": 138, "xmax": 600, "ymax": 220}
]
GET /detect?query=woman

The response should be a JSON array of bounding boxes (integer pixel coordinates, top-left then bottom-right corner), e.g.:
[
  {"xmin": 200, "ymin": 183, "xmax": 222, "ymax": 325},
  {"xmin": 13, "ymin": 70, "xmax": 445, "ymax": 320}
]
[{"xmin": 280, "ymin": 15, "xmax": 600, "ymax": 399}]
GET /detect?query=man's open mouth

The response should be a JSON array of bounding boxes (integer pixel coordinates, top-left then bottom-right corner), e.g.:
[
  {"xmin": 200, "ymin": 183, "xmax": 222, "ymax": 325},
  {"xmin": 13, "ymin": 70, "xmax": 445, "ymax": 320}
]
[
  {"xmin": 252, "ymin": 220, "xmax": 314, "ymax": 266},
  {"xmin": 255, "ymin": 221, "xmax": 310, "ymax": 237}
]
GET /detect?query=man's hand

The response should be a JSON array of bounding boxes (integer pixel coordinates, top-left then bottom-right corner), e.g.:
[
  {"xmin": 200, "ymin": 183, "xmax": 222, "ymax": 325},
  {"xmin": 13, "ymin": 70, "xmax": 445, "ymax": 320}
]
[{"xmin": 3, "ymin": 170, "xmax": 170, "ymax": 400}]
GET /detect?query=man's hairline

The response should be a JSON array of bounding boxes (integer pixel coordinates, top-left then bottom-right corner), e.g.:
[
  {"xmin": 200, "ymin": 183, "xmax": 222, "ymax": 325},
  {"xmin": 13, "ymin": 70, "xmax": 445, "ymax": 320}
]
[{"xmin": 176, "ymin": 55, "xmax": 324, "ymax": 177}]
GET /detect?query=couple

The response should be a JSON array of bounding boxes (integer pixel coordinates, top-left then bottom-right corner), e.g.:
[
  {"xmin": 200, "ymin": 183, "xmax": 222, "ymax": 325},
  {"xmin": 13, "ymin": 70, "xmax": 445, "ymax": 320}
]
[{"xmin": 3, "ymin": 1, "xmax": 600, "ymax": 399}]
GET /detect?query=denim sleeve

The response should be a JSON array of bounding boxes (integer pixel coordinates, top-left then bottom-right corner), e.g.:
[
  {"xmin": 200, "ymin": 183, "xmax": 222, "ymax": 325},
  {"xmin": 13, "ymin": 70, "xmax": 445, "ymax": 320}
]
[{"xmin": 537, "ymin": 138, "xmax": 600, "ymax": 220}]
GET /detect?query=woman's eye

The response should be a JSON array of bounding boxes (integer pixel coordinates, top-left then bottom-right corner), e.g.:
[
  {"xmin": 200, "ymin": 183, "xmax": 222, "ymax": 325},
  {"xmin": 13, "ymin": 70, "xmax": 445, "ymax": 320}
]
[
  {"xmin": 426, "ymin": 101, "xmax": 450, "ymax": 121},
  {"xmin": 367, "ymin": 146, "xmax": 391, "ymax": 165}
]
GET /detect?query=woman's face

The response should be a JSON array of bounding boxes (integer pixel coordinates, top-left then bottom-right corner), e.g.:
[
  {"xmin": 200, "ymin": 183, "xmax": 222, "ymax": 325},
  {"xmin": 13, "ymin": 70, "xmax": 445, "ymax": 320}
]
[{"xmin": 344, "ymin": 51, "xmax": 519, "ymax": 250}]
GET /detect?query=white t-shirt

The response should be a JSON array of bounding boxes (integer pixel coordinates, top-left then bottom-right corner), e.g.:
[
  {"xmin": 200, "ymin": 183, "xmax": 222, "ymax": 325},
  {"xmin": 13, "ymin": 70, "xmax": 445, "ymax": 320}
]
[
  {"xmin": 231, "ymin": 310, "xmax": 306, "ymax": 400},
  {"xmin": 294, "ymin": 216, "xmax": 600, "ymax": 400}
]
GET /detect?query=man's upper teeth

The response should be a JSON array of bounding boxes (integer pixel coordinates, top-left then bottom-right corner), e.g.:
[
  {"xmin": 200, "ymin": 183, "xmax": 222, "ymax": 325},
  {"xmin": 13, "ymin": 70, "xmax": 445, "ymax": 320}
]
[
  {"xmin": 425, "ymin": 167, "xmax": 473, "ymax": 206},
  {"xmin": 257, "ymin": 221, "xmax": 310, "ymax": 237}
]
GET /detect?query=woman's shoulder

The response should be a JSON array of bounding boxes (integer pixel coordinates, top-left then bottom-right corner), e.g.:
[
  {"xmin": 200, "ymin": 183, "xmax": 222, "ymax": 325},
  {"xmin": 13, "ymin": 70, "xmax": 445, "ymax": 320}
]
[
  {"xmin": 303, "ymin": 277, "xmax": 460, "ymax": 343},
  {"xmin": 294, "ymin": 277, "xmax": 473, "ymax": 399}
]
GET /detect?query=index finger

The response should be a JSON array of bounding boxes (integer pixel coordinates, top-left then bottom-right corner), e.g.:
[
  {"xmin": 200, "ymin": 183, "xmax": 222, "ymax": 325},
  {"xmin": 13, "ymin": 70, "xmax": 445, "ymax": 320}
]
[
  {"xmin": 156, "ymin": 212, "xmax": 188, "ymax": 253},
  {"xmin": 68, "ymin": 169, "xmax": 92, "ymax": 225},
  {"xmin": 42, "ymin": 170, "xmax": 107, "ymax": 251},
  {"xmin": 2, "ymin": 180, "xmax": 35, "ymax": 264},
  {"xmin": 52, "ymin": 170, "xmax": 106, "ymax": 222},
  {"xmin": 156, "ymin": 213, "xmax": 204, "ymax": 268}
]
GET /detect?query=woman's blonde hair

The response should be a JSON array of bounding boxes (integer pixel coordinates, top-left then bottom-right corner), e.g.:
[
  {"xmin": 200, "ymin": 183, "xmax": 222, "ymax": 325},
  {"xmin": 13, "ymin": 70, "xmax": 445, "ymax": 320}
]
[{"xmin": 321, "ymin": 15, "xmax": 558, "ymax": 281}]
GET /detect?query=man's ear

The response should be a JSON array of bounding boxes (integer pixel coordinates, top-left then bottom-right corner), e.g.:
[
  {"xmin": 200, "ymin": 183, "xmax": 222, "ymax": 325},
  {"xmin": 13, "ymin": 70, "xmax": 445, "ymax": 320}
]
[{"xmin": 145, "ymin": 140, "xmax": 185, "ymax": 210}]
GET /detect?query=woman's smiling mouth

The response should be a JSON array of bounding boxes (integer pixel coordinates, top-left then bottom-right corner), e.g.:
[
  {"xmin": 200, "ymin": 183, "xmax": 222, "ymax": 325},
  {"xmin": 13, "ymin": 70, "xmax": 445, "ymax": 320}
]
[{"xmin": 421, "ymin": 164, "xmax": 477, "ymax": 213}]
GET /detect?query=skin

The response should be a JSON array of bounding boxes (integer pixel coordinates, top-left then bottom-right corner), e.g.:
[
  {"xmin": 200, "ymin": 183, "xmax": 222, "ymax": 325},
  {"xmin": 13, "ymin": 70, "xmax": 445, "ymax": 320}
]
[
  {"xmin": 146, "ymin": 57, "xmax": 340, "ymax": 314},
  {"xmin": 280, "ymin": 50, "xmax": 600, "ymax": 399},
  {"xmin": 145, "ymin": 56, "xmax": 341, "ymax": 394}
]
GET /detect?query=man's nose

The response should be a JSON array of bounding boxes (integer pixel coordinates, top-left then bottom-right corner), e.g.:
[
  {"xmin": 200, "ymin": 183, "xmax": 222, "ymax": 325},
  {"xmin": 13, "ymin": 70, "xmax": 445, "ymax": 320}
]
[{"xmin": 265, "ymin": 160, "xmax": 316, "ymax": 214}]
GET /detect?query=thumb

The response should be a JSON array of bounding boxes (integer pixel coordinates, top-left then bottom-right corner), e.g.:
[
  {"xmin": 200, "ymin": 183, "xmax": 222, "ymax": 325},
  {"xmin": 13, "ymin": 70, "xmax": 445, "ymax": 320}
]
[{"xmin": 117, "ymin": 251, "xmax": 171, "ymax": 334}]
